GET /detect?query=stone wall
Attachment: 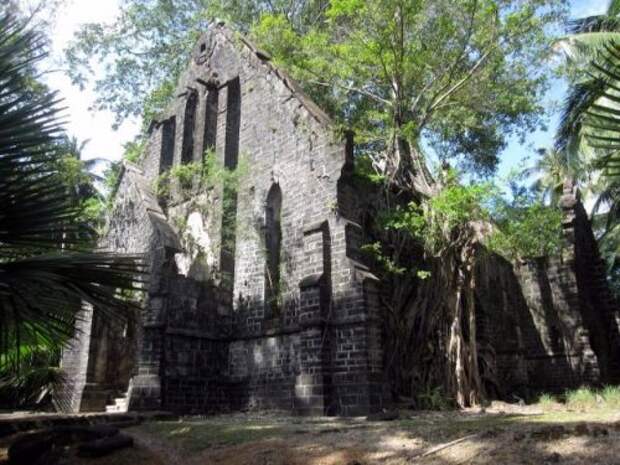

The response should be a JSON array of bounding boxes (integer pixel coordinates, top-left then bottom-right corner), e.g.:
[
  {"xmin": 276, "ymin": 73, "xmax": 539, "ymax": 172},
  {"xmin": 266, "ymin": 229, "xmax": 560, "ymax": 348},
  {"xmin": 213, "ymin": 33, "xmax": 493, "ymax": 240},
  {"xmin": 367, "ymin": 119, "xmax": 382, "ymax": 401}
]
[
  {"xmin": 562, "ymin": 183, "xmax": 620, "ymax": 384},
  {"xmin": 475, "ymin": 182, "xmax": 620, "ymax": 397},
  {"xmin": 58, "ymin": 24, "xmax": 387, "ymax": 416},
  {"xmin": 56, "ymin": 305, "xmax": 95, "ymax": 412},
  {"xmin": 475, "ymin": 251, "xmax": 599, "ymax": 398},
  {"xmin": 59, "ymin": 24, "xmax": 618, "ymax": 416}
]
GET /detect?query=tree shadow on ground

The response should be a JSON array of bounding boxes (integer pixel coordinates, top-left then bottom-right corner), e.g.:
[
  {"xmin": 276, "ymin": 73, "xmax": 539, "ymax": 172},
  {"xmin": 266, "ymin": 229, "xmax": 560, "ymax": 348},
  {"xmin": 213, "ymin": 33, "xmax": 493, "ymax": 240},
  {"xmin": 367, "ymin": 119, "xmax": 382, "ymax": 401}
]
[
  {"xmin": 3, "ymin": 409, "xmax": 620, "ymax": 465},
  {"xmin": 119, "ymin": 409, "xmax": 620, "ymax": 465}
]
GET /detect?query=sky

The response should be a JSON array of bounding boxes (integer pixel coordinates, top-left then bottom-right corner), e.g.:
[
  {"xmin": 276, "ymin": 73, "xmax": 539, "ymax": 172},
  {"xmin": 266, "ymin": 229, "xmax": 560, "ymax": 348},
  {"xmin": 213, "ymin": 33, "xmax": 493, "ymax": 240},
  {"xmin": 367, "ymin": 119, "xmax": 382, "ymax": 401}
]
[
  {"xmin": 496, "ymin": 0, "xmax": 610, "ymax": 179},
  {"xmin": 39, "ymin": 0, "xmax": 611, "ymax": 170},
  {"xmin": 44, "ymin": 0, "xmax": 139, "ymax": 163}
]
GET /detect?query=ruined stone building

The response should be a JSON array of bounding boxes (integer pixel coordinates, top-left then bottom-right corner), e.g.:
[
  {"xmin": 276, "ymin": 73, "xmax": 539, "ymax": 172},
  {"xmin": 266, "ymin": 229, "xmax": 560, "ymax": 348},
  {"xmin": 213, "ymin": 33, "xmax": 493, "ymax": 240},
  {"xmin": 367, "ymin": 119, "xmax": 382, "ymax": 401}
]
[{"xmin": 58, "ymin": 24, "xmax": 620, "ymax": 415}]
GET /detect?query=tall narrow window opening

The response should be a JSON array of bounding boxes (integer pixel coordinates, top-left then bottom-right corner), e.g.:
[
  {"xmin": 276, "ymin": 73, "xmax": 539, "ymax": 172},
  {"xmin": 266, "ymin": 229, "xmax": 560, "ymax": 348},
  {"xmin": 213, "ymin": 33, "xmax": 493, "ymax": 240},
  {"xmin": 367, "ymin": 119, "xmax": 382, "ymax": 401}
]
[
  {"xmin": 264, "ymin": 184, "xmax": 282, "ymax": 318},
  {"xmin": 181, "ymin": 88, "xmax": 198, "ymax": 165},
  {"xmin": 202, "ymin": 84, "xmax": 219, "ymax": 156},
  {"xmin": 224, "ymin": 77, "xmax": 240, "ymax": 169},
  {"xmin": 219, "ymin": 77, "xmax": 241, "ymax": 294},
  {"xmin": 219, "ymin": 186, "xmax": 237, "ymax": 291},
  {"xmin": 158, "ymin": 117, "xmax": 175, "ymax": 207},
  {"xmin": 159, "ymin": 117, "xmax": 176, "ymax": 174}
]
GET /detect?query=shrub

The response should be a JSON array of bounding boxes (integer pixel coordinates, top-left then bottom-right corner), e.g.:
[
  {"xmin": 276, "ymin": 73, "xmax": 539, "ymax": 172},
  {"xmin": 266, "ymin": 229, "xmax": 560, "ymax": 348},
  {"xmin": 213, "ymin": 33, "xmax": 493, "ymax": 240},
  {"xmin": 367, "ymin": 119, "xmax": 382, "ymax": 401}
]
[
  {"xmin": 602, "ymin": 385, "xmax": 620, "ymax": 408},
  {"xmin": 536, "ymin": 393, "xmax": 557, "ymax": 411},
  {"xmin": 565, "ymin": 387, "xmax": 599, "ymax": 411}
]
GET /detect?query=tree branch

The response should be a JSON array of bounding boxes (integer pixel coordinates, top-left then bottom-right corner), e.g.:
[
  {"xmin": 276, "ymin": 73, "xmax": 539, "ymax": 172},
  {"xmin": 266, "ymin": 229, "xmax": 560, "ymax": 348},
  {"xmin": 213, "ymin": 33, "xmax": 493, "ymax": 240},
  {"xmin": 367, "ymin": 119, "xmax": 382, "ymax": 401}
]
[
  {"xmin": 307, "ymin": 79, "xmax": 392, "ymax": 106},
  {"xmin": 427, "ymin": 48, "xmax": 493, "ymax": 114}
]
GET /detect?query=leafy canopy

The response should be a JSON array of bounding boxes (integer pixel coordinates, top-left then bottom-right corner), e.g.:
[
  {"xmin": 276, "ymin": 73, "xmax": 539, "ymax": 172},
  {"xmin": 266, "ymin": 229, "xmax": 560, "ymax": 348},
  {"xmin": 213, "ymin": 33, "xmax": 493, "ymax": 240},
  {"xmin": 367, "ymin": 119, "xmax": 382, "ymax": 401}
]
[
  {"xmin": 252, "ymin": 0, "xmax": 565, "ymax": 175},
  {"xmin": 362, "ymin": 167, "xmax": 563, "ymax": 272},
  {"xmin": 64, "ymin": 0, "xmax": 328, "ymax": 129},
  {"xmin": 66, "ymin": 0, "xmax": 565, "ymax": 177}
]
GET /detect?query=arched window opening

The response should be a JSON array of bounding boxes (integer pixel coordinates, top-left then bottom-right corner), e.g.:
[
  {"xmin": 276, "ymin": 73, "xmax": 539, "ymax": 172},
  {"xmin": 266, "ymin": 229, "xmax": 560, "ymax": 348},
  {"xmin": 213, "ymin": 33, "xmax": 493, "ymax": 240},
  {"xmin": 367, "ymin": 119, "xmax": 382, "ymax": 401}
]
[
  {"xmin": 159, "ymin": 117, "xmax": 176, "ymax": 174},
  {"xmin": 264, "ymin": 184, "xmax": 282, "ymax": 318}
]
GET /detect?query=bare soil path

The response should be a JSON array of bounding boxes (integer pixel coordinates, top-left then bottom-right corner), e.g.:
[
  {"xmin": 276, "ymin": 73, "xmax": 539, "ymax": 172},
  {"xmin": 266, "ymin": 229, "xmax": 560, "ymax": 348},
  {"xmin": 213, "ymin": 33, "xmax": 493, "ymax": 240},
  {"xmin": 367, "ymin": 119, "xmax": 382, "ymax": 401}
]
[{"xmin": 3, "ymin": 403, "xmax": 620, "ymax": 465}]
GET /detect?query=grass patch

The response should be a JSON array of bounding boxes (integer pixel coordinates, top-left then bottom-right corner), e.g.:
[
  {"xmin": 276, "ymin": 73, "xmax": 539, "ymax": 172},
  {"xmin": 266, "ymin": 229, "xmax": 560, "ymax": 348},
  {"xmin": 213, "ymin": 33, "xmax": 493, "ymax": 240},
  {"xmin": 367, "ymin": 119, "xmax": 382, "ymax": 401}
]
[
  {"xmin": 565, "ymin": 387, "xmax": 599, "ymax": 411},
  {"xmin": 532, "ymin": 386, "xmax": 620, "ymax": 411},
  {"xmin": 602, "ymin": 385, "xmax": 620, "ymax": 408},
  {"xmin": 537, "ymin": 393, "xmax": 558, "ymax": 411},
  {"xmin": 398, "ymin": 414, "xmax": 522, "ymax": 441},
  {"xmin": 397, "ymin": 409, "xmax": 620, "ymax": 442},
  {"xmin": 138, "ymin": 419, "xmax": 286, "ymax": 452}
]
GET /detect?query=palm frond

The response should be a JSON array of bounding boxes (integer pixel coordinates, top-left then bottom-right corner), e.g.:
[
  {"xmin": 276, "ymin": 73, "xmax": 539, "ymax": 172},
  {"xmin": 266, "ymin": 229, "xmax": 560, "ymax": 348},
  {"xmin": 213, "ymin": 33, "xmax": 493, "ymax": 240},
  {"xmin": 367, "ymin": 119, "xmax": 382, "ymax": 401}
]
[
  {"xmin": 555, "ymin": 78, "xmax": 606, "ymax": 155},
  {"xmin": 568, "ymin": 16, "xmax": 620, "ymax": 35},
  {"xmin": 0, "ymin": 13, "xmax": 147, "ymax": 373}
]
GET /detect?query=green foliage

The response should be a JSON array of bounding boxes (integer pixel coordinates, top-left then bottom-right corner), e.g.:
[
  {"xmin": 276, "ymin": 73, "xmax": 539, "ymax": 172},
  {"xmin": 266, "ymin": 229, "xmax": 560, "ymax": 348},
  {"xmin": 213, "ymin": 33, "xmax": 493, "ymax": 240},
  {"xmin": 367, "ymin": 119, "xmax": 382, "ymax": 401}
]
[
  {"xmin": 102, "ymin": 140, "xmax": 147, "ymax": 208},
  {"xmin": 0, "ymin": 343, "xmax": 64, "ymax": 408},
  {"xmin": 416, "ymin": 385, "xmax": 453, "ymax": 411},
  {"xmin": 154, "ymin": 150, "xmax": 248, "ymax": 199},
  {"xmin": 0, "ymin": 14, "xmax": 144, "ymax": 382},
  {"xmin": 553, "ymin": 3, "xmax": 620, "ymax": 294},
  {"xmin": 123, "ymin": 140, "xmax": 145, "ymax": 164},
  {"xmin": 565, "ymin": 387, "xmax": 600, "ymax": 411},
  {"xmin": 365, "ymin": 168, "xmax": 562, "ymax": 266},
  {"xmin": 360, "ymin": 241, "xmax": 407, "ymax": 275},
  {"xmin": 487, "ymin": 202, "xmax": 563, "ymax": 260},
  {"xmin": 169, "ymin": 162, "xmax": 204, "ymax": 192},
  {"xmin": 64, "ymin": 0, "xmax": 210, "ymax": 128},
  {"xmin": 536, "ymin": 393, "xmax": 558, "ymax": 411},
  {"xmin": 142, "ymin": 78, "xmax": 177, "ymax": 131},
  {"xmin": 64, "ymin": 0, "xmax": 565, "ymax": 175},
  {"xmin": 534, "ymin": 386, "xmax": 620, "ymax": 412},
  {"xmin": 55, "ymin": 154, "xmax": 90, "ymax": 188},
  {"xmin": 383, "ymin": 172, "xmax": 495, "ymax": 256},
  {"xmin": 79, "ymin": 197, "xmax": 106, "ymax": 228},
  {"xmin": 555, "ymin": 0, "xmax": 620, "ymax": 159},
  {"xmin": 601, "ymin": 385, "xmax": 620, "ymax": 408},
  {"xmin": 527, "ymin": 148, "xmax": 579, "ymax": 204},
  {"xmin": 252, "ymin": 0, "xmax": 566, "ymax": 174},
  {"xmin": 139, "ymin": 419, "xmax": 287, "ymax": 452},
  {"xmin": 50, "ymin": 136, "xmax": 113, "ymax": 230},
  {"xmin": 64, "ymin": 1, "xmax": 331, "ymax": 128},
  {"xmin": 352, "ymin": 154, "xmax": 386, "ymax": 185},
  {"xmin": 103, "ymin": 162, "xmax": 121, "ymax": 196}
]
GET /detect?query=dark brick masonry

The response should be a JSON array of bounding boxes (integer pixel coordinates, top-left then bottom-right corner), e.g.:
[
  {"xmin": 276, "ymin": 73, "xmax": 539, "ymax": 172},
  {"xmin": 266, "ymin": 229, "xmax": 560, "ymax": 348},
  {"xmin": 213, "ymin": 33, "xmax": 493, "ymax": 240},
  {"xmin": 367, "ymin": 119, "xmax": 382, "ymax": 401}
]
[{"xmin": 58, "ymin": 24, "xmax": 619, "ymax": 415}]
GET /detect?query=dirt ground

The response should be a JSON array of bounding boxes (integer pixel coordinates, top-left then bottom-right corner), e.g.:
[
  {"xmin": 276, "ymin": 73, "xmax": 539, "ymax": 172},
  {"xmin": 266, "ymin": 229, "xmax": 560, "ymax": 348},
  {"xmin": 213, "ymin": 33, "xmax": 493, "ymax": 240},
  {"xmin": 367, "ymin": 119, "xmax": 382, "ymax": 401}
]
[{"xmin": 3, "ymin": 403, "xmax": 620, "ymax": 465}]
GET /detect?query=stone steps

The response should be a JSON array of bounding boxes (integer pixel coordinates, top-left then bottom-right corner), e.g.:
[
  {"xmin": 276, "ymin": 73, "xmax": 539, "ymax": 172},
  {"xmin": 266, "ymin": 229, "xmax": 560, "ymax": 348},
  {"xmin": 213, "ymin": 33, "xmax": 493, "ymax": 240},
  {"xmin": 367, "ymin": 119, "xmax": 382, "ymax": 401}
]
[{"xmin": 105, "ymin": 392, "xmax": 129, "ymax": 413}]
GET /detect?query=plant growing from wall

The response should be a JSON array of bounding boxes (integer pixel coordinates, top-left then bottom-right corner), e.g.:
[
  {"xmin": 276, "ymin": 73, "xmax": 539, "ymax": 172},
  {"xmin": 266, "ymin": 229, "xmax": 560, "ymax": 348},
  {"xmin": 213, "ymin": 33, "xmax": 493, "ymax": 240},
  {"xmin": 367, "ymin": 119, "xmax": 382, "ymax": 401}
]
[
  {"xmin": 362, "ymin": 167, "xmax": 563, "ymax": 408},
  {"xmin": 157, "ymin": 150, "xmax": 250, "ymax": 285},
  {"xmin": 102, "ymin": 139, "xmax": 147, "ymax": 212},
  {"xmin": 487, "ymin": 196, "xmax": 563, "ymax": 261},
  {"xmin": 388, "ymin": 171, "xmax": 493, "ymax": 407},
  {"xmin": 154, "ymin": 149, "xmax": 249, "ymax": 201}
]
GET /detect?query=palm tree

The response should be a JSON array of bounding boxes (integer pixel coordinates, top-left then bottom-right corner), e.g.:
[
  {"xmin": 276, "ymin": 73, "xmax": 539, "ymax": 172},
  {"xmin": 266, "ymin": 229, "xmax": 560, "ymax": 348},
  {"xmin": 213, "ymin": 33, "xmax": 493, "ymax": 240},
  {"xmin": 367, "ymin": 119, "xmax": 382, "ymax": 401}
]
[
  {"xmin": 0, "ymin": 14, "xmax": 144, "ymax": 398},
  {"xmin": 527, "ymin": 148, "xmax": 578, "ymax": 205},
  {"xmin": 555, "ymin": 0, "xmax": 620, "ymax": 158},
  {"xmin": 554, "ymin": 4, "xmax": 620, "ymax": 297},
  {"xmin": 59, "ymin": 136, "xmax": 110, "ymax": 184}
]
